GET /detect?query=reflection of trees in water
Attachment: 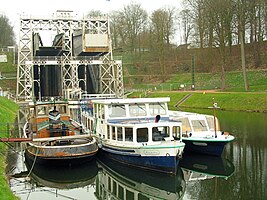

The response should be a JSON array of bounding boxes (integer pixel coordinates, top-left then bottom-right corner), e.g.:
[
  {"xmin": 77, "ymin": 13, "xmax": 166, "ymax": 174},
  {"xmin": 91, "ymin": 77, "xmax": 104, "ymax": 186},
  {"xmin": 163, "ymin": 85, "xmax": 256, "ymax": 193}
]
[
  {"xmin": 183, "ymin": 111, "xmax": 267, "ymax": 200},
  {"xmin": 219, "ymin": 112, "xmax": 266, "ymax": 199},
  {"xmin": 6, "ymin": 108, "xmax": 28, "ymax": 176}
]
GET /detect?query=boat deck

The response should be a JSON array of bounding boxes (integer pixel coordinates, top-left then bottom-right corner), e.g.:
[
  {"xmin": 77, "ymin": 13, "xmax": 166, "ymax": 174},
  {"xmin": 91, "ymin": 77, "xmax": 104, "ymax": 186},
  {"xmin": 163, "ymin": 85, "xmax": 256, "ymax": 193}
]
[{"xmin": 32, "ymin": 119, "xmax": 82, "ymax": 139}]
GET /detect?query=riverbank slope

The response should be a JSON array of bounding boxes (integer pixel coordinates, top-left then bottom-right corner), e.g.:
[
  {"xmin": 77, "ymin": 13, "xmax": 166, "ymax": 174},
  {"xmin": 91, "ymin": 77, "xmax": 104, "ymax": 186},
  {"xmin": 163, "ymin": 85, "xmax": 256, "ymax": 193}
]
[
  {"xmin": 130, "ymin": 91, "xmax": 267, "ymax": 113},
  {"xmin": 0, "ymin": 97, "xmax": 19, "ymax": 199}
]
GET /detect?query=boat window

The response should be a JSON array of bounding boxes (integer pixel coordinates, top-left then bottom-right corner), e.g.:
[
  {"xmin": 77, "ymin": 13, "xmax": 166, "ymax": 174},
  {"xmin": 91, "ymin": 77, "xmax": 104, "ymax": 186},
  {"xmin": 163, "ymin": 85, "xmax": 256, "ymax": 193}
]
[
  {"xmin": 118, "ymin": 185, "xmax": 124, "ymax": 199},
  {"xmin": 152, "ymin": 126, "xmax": 169, "ymax": 141},
  {"xmin": 206, "ymin": 116, "xmax": 214, "ymax": 130},
  {"xmin": 129, "ymin": 103, "xmax": 146, "ymax": 116},
  {"xmin": 60, "ymin": 105, "xmax": 66, "ymax": 114},
  {"xmin": 112, "ymin": 180, "xmax": 117, "ymax": 195},
  {"xmin": 97, "ymin": 104, "xmax": 105, "ymax": 119},
  {"xmin": 107, "ymin": 125, "xmax": 110, "ymax": 139},
  {"xmin": 117, "ymin": 127, "xmax": 123, "ymax": 141},
  {"xmin": 206, "ymin": 116, "xmax": 220, "ymax": 131},
  {"xmin": 126, "ymin": 190, "xmax": 134, "ymax": 200},
  {"xmin": 112, "ymin": 126, "xmax": 116, "ymax": 140},
  {"xmin": 88, "ymin": 119, "xmax": 91, "ymax": 130},
  {"xmin": 125, "ymin": 127, "xmax": 133, "ymax": 142},
  {"xmin": 191, "ymin": 120, "xmax": 208, "ymax": 132},
  {"xmin": 109, "ymin": 104, "xmax": 126, "ymax": 118},
  {"xmin": 108, "ymin": 177, "xmax": 111, "ymax": 191},
  {"xmin": 180, "ymin": 118, "xmax": 192, "ymax": 134},
  {"xmin": 149, "ymin": 103, "xmax": 167, "ymax": 116},
  {"xmin": 173, "ymin": 126, "xmax": 181, "ymax": 140},
  {"xmin": 138, "ymin": 193, "xmax": 149, "ymax": 200},
  {"xmin": 137, "ymin": 128, "xmax": 148, "ymax": 142},
  {"xmin": 37, "ymin": 106, "xmax": 46, "ymax": 115}
]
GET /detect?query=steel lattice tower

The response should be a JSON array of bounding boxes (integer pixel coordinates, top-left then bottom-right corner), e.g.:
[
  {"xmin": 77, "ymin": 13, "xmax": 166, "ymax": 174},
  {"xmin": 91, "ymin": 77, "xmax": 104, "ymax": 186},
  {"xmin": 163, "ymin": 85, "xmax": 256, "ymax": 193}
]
[{"xmin": 16, "ymin": 11, "xmax": 124, "ymax": 102}]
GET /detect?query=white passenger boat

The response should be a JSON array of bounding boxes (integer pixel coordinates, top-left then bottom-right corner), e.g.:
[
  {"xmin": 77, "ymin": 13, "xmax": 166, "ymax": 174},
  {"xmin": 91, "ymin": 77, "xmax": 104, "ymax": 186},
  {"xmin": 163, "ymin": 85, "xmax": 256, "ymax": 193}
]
[
  {"xmin": 80, "ymin": 96, "xmax": 185, "ymax": 174},
  {"xmin": 169, "ymin": 110, "xmax": 235, "ymax": 156}
]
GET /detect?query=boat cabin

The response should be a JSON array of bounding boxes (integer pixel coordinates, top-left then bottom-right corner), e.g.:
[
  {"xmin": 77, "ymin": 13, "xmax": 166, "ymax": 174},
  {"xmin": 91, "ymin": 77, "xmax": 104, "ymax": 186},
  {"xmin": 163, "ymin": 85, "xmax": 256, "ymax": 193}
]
[
  {"xmin": 27, "ymin": 101, "xmax": 80, "ymax": 139},
  {"xmin": 169, "ymin": 111, "xmax": 221, "ymax": 137},
  {"xmin": 81, "ymin": 97, "xmax": 183, "ymax": 144}
]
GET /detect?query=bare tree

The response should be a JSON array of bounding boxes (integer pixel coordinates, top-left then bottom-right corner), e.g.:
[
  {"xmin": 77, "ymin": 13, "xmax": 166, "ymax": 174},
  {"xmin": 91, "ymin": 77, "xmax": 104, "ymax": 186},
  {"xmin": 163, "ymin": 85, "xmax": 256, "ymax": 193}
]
[
  {"xmin": 86, "ymin": 10, "xmax": 104, "ymax": 18},
  {"xmin": 179, "ymin": 9, "xmax": 194, "ymax": 44},
  {"xmin": 206, "ymin": 0, "xmax": 234, "ymax": 89},
  {"xmin": 184, "ymin": 0, "xmax": 208, "ymax": 48},
  {"xmin": 150, "ymin": 7, "xmax": 177, "ymax": 79},
  {"xmin": 119, "ymin": 2, "xmax": 148, "ymax": 52},
  {"xmin": 235, "ymin": 0, "xmax": 249, "ymax": 91}
]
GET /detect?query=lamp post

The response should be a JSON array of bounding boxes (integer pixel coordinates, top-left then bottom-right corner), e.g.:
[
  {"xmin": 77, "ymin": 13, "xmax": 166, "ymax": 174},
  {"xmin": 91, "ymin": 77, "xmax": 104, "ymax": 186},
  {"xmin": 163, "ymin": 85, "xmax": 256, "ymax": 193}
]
[{"xmin": 191, "ymin": 55, "xmax": 195, "ymax": 90}]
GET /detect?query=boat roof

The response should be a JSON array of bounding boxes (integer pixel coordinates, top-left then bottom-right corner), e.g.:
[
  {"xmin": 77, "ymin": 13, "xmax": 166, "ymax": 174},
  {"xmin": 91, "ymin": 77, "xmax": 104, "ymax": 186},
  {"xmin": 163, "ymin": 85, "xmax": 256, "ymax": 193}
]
[
  {"xmin": 91, "ymin": 97, "xmax": 170, "ymax": 105},
  {"xmin": 169, "ymin": 111, "xmax": 214, "ymax": 119}
]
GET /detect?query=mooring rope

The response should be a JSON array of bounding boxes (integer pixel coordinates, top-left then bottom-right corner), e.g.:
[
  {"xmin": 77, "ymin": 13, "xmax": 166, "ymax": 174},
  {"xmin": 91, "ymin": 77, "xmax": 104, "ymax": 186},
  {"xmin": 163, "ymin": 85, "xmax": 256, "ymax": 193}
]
[{"xmin": 26, "ymin": 148, "xmax": 39, "ymax": 178}]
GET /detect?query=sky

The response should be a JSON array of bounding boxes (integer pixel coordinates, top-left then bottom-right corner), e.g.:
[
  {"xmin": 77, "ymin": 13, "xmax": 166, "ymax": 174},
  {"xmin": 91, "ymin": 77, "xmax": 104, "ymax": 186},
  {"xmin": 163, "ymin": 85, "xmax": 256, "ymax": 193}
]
[{"xmin": 1, "ymin": 0, "xmax": 183, "ymax": 45}]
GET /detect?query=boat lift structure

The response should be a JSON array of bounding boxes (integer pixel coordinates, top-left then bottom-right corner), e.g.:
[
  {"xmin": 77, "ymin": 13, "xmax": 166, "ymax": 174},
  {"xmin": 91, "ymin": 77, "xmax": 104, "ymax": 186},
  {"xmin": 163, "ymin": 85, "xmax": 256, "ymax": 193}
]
[{"xmin": 16, "ymin": 10, "xmax": 124, "ymax": 103}]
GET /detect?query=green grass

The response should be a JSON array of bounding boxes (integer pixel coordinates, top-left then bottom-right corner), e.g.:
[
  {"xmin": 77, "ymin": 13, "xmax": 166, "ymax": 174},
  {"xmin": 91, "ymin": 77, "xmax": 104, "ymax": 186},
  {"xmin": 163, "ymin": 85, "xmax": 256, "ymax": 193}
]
[
  {"xmin": 126, "ymin": 69, "xmax": 267, "ymax": 92},
  {"xmin": 0, "ymin": 97, "xmax": 19, "ymax": 200},
  {"xmin": 132, "ymin": 91, "xmax": 267, "ymax": 112},
  {"xmin": 0, "ymin": 52, "xmax": 16, "ymax": 73}
]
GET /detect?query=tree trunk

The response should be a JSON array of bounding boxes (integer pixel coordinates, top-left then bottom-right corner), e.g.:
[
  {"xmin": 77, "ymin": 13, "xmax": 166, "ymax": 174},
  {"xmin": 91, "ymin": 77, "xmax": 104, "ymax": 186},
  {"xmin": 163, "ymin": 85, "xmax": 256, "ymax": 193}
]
[{"xmin": 240, "ymin": 25, "xmax": 249, "ymax": 91}]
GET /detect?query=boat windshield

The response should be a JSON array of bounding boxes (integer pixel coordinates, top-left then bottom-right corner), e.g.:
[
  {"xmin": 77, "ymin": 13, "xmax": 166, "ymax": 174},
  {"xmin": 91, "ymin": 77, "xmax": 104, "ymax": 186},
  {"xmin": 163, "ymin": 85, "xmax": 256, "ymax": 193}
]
[
  {"xmin": 180, "ymin": 118, "xmax": 192, "ymax": 134},
  {"xmin": 191, "ymin": 120, "xmax": 208, "ymax": 132},
  {"xmin": 205, "ymin": 116, "xmax": 220, "ymax": 131},
  {"xmin": 108, "ymin": 104, "xmax": 126, "ymax": 118},
  {"xmin": 129, "ymin": 103, "xmax": 146, "ymax": 117},
  {"xmin": 149, "ymin": 103, "xmax": 167, "ymax": 116}
]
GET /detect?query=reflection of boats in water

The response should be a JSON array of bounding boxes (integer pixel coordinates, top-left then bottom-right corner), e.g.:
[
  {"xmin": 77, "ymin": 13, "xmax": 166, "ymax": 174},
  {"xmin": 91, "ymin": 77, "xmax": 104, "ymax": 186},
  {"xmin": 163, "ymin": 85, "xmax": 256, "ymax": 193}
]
[
  {"xmin": 95, "ymin": 154, "xmax": 186, "ymax": 200},
  {"xmin": 24, "ymin": 156, "xmax": 98, "ymax": 189},
  {"xmin": 179, "ymin": 153, "xmax": 235, "ymax": 181}
]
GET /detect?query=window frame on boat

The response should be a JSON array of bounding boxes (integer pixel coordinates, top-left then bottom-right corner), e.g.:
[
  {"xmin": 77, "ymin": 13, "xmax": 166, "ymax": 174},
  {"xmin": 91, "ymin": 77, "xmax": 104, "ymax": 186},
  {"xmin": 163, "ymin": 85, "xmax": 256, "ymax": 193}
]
[
  {"xmin": 129, "ymin": 103, "xmax": 147, "ymax": 117},
  {"xmin": 191, "ymin": 119, "xmax": 209, "ymax": 132},
  {"xmin": 104, "ymin": 102, "xmax": 169, "ymax": 120},
  {"xmin": 205, "ymin": 116, "xmax": 220, "ymax": 131},
  {"xmin": 104, "ymin": 123, "xmax": 182, "ymax": 143}
]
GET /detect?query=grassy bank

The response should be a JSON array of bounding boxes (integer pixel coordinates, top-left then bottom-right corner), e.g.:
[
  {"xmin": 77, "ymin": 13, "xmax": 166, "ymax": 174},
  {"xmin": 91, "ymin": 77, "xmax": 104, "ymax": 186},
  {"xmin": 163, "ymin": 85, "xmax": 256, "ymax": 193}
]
[
  {"xmin": 0, "ymin": 97, "xmax": 19, "ymax": 200},
  {"xmin": 130, "ymin": 91, "xmax": 267, "ymax": 112},
  {"xmin": 126, "ymin": 69, "xmax": 267, "ymax": 92}
]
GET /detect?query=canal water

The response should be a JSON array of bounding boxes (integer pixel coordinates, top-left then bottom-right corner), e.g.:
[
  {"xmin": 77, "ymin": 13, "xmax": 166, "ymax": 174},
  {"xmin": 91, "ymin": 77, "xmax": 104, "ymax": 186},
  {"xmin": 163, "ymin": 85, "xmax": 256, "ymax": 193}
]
[{"xmin": 7, "ymin": 110, "xmax": 267, "ymax": 200}]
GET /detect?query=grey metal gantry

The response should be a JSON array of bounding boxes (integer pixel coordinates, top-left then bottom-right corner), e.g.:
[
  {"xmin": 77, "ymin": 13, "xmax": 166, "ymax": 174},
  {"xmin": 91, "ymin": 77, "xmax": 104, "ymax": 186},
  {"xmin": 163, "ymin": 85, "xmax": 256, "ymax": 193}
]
[{"xmin": 16, "ymin": 10, "xmax": 124, "ymax": 102}]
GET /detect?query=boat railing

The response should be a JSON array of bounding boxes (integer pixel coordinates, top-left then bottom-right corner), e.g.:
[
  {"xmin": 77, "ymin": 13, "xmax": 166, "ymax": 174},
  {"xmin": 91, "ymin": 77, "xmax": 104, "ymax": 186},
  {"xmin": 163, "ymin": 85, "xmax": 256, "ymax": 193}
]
[{"xmin": 81, "ymin": 93, "xmax": 117, "ymax": 100}]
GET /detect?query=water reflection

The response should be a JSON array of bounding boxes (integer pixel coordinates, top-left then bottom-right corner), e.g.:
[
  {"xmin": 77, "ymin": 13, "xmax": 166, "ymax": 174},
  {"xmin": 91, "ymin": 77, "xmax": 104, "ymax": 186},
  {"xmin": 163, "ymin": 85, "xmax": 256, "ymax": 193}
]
[
  {"xmin": 11, "ymin": 159, "xmax": 98, "ymax": 200},
  {"xmin": 181, "ymin": 109, "xmax": 267, "ymax": 200},
  {"xmin": 8, "ymin": 109, "xmax": 267, "ymax": 199},
  {"xmin": 180, "ymin": 153, "xmax": 235, "ymax": 181},
  {"xmin": 24, "ymin": 158, "xmax": 98, "ymax": 190},
  {"xmin": 96, "ymin": 154, "xmax": 186, "ymax": 200}
]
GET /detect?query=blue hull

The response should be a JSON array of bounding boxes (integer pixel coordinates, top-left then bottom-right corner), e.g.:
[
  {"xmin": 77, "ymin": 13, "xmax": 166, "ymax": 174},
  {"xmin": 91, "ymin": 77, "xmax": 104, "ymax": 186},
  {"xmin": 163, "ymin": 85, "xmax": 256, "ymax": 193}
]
[
  {"xmin": 182, "ymin": 140, "xmax": 228, "ymax": 156},
  {"xmin": 100, "ymin": 146, "xmax": 180, "ymax": 175}
]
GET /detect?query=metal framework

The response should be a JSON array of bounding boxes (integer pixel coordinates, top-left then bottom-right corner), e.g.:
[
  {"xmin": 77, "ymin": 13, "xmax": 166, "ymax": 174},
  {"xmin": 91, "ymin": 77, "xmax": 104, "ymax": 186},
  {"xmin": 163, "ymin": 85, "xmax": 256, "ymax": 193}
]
[{"xmin": 16, "ymin": 11, "xmax": 124, "ymax": 102}]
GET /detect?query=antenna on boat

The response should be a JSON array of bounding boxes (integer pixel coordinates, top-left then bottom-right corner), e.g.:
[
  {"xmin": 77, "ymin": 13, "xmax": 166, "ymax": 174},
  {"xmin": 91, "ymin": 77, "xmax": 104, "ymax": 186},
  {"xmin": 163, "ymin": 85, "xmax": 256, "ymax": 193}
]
[
  {"xmin": 209, "ymin": 98, "xmax": 220, "ymax": 138},
  {"xmin": 51, "ymin": 97, "xmax": 56, "ymax": 110}
]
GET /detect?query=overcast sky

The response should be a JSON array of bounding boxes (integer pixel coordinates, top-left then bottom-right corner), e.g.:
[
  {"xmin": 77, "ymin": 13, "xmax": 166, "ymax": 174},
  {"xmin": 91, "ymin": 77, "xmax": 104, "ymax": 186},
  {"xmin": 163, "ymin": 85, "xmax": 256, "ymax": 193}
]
[
  {"xmin": 1, "ymin": 0, "xmax": 183, "ymax": 45},
  {"xmin": 1, "ymin": 0, "xmax": 182, "ymax": 21}
]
